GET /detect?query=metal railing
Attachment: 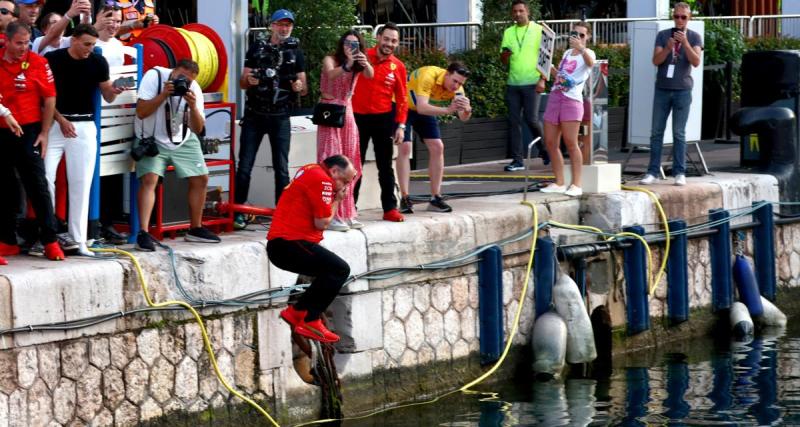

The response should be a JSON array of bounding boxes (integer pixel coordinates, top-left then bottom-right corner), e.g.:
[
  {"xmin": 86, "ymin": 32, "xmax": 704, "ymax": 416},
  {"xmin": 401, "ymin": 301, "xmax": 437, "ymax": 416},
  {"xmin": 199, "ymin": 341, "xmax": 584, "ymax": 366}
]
[{"xmin": 374, "ymin": 22, "xmax": 482, "ymax": 53}]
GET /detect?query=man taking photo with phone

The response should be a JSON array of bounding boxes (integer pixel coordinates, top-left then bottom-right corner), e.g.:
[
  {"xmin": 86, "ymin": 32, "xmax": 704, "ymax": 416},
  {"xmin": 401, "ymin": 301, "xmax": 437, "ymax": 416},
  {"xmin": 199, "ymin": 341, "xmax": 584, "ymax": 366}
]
[{"xmin": 640, "ymin": 2, "xmax": 702, "ymax": 187}]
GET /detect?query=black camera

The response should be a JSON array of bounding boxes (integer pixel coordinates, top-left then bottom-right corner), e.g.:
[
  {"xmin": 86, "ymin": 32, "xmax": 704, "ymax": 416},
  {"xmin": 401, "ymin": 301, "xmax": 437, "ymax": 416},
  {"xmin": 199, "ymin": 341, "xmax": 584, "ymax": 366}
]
[
  {"xmin": 249, "ymin": 35, "xmax": 300, "ymax": 90},
  {"xmin": 131, "ymin": 136, "xmax": 159, "ymax": 161},
  {"xmin": 171, "ymin": 75, "xmax": 190, "ymax": 97}
]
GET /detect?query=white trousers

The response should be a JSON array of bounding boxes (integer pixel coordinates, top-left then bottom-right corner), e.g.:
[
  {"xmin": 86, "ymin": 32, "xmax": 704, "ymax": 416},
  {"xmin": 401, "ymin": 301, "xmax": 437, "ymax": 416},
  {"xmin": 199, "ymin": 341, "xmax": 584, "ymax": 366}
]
[{"xmin": 45, "ymin": 121, "xmax": 98, "ymax": 245}]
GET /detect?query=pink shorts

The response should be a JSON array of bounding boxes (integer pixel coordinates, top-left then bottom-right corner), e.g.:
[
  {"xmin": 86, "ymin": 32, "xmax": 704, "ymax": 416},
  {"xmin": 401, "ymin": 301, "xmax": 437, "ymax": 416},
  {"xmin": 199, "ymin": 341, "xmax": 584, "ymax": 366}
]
[{"xmin": 543, "ymin": 90, "xmax": 584, "ymax": 124}]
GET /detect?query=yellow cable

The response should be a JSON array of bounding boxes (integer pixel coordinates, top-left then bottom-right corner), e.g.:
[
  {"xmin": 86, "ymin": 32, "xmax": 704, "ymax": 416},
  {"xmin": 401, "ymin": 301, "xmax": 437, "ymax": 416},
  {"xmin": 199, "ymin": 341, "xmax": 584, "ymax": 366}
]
[
  {"xmin": 460, "ymin": 200, "xmax": 538, "ymax": 391},
  {"xmin": 91, "ymin": 248, "xmax": 281, "ymax": 427},
  {"xmin": 622, "ymin": 185, "xmax": 670, "ymax": 294},
  {"xmin": 410, "ymin": 173, "xmax": 556, "ymax": 180}
]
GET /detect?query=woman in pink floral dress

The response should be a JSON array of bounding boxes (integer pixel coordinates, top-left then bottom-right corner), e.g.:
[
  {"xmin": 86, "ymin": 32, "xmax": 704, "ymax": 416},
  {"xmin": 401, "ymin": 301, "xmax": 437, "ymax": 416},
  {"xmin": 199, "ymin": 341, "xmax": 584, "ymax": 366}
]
[{"xmin": 317, "ymin": 30, "xmax": 374, "ymax": 231}]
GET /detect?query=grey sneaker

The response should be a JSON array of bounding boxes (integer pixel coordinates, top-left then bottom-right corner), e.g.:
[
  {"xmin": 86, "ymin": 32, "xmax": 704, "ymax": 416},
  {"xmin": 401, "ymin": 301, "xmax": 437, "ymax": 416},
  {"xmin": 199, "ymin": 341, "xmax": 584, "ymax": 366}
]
[
  {"xmin": 427, "ymin": 195, "xmax": 453, "ymax": 213},
  {"xmin": 400, "ymin": 196, "xmax": 414, "ymax": 214},
  {"xmin": 28, "ymin": 241, "xmax": 44, "ymax": 257},
  {"xmin": 57, "ymin": 233, "xmax": 79, "ymax": 251},
  {"xmin": 185, "ymin": 227, "xmax": 221, "ymax": 243},
  {"xmin": 327, "ymin": 218, "xmax": 350, "ymax": 232}
]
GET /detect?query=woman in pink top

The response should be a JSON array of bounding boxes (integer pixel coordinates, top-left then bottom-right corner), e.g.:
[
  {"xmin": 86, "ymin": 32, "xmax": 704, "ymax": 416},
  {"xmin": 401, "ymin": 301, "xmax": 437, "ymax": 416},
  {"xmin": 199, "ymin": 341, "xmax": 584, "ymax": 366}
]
[
  {"xmin": 316, "ymin": 30, "xmax": 374, "ymax": 231},
  {"xmin": 540, "ymin": 22, "xmax": 595, "ymax": 197}
]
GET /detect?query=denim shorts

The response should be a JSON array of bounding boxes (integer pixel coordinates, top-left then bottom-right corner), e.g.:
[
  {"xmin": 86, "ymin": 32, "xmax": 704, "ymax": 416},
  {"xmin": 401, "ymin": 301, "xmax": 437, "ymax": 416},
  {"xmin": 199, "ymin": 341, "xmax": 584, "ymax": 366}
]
[
  {"xmin": 543, "ymin": 91, "xmax": 585, "ymax": 124},
  {"xmin": 403, "ymin": 109, "xmax": 441, "ymax": 141}
]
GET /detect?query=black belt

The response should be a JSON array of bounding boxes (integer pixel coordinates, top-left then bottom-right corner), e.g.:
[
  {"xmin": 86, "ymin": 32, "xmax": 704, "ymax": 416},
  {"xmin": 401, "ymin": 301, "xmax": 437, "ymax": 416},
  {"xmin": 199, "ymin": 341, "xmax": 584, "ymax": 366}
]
[{"xmin": 62, "ymin": 113, "xmax": 95, "ymax": 122}]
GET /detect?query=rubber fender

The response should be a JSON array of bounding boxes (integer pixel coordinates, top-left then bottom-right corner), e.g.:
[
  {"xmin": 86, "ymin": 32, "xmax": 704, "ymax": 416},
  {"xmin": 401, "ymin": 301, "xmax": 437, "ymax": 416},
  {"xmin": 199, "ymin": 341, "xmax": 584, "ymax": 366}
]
[
  {"xmin": 532, "ymin": 311, "xmax": 567, "ymax": 380},
  {"xmin": 758, "ymin": 296, "xmax": 787, "ymax": 327},
  {"xmin": 732, "ymin": 255, "xmax": 764, "ymax": 317},
  {"xmin": 730, "ymin": 301, "xmax": 754, "ymax": 339},
  {"xmin": 552, "ymin": 273, "xmax": 597, "ymax": 364}
]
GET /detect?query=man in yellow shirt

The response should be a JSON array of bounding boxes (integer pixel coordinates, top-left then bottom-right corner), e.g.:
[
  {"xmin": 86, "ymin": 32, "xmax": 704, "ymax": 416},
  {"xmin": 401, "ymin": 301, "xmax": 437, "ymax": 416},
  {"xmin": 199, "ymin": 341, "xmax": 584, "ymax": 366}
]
[{"xmin": 397, "ymin": 62, "xmax": 472, "ymax": 213}]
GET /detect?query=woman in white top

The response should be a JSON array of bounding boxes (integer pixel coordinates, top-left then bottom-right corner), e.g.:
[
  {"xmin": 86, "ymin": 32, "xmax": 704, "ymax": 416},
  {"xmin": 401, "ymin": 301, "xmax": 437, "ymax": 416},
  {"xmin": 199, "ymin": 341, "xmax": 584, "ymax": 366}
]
[{"xmin": 540, "ymin": 22, "xmax": 595, "ymax": 197}]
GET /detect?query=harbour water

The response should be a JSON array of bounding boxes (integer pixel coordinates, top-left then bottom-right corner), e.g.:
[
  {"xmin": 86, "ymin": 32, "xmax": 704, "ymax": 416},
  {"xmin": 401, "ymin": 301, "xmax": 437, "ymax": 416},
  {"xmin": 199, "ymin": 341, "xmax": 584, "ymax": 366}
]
[{"xmin": 344, "ymin": 320, "xmax": 800, "ymax": 426}]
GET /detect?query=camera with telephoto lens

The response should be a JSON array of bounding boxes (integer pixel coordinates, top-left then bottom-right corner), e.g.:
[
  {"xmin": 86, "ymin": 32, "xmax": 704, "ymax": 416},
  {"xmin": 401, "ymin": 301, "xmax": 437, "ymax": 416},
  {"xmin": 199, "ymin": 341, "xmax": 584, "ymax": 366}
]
[
  {"xmin": 249, "ymin": 34, "xmax": 300, "ymax": 92},
  {"xmin": 171, "ymin": 75, "xmax": 190, "ymax": 97},
  {"xmin": 131, "ymin": 136, "xmax": 159, "ymax": 161}
]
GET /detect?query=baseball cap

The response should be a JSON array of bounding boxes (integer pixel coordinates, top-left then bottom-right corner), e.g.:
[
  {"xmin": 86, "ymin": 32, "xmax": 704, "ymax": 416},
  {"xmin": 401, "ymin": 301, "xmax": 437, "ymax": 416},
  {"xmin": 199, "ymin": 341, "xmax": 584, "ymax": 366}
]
[
  {"xmin": 16, "ymin": 0, "xmax": 43, "ymax": 5},
  {"xmin": 270, "ymin": 9, "xmax": 294, "ymax": 23}
]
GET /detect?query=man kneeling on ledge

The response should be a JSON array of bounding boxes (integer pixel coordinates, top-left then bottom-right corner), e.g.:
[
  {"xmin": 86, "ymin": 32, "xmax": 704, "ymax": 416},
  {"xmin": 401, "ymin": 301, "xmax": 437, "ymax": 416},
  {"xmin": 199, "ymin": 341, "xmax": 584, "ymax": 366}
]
[{"xmin": 268, "ymin": 154, "xmax": 356, "ymax": 343}]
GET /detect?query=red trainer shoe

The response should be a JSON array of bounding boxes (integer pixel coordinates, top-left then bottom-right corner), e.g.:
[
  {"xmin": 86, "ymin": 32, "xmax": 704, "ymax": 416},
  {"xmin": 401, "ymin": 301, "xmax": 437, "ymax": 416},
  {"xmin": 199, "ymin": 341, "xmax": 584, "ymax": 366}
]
[
  {"xmin": 0, "ymin": 242, "xmax": 20, "ymax": 256},
  {"xmin": 279, "ymin": 305, "xmax": 307, "ymax": 328},
  {"xmin": 44, "ymin": 242, "xmax": 65, "ymax": 261},
  {"xmin": 0, "ymin": 255, "xmax": 7, "ymax": 265},
  {"xmin": 383, "ymin": 209, "xmax": 405, "ymax": 222},
  {"xmin": 295, "ymin": 319, "xmax": 340, "ymax": 343}
]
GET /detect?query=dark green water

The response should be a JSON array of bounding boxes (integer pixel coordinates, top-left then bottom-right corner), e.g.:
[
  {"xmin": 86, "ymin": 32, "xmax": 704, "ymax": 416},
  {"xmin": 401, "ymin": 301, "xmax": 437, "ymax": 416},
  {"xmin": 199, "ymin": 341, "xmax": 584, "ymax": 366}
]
[{"xmin": 346, "ymin": 321, "xmax": 800, "ymax": 426}]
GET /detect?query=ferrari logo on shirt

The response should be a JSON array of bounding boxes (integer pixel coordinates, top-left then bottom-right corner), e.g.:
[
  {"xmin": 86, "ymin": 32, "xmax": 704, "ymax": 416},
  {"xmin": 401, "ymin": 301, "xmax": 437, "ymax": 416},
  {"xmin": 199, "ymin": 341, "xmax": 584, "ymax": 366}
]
[{"xmin": 390, "ymin": 63, "xmax": 397, "ymax": 71}]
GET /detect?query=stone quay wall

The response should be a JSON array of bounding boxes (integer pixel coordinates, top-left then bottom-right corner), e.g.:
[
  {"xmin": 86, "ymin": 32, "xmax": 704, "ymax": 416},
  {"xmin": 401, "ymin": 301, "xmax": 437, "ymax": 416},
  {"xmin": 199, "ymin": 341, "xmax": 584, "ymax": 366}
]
[{"xmin": 0, "ymin": 172, "xmax": 797, "ymax": 426}]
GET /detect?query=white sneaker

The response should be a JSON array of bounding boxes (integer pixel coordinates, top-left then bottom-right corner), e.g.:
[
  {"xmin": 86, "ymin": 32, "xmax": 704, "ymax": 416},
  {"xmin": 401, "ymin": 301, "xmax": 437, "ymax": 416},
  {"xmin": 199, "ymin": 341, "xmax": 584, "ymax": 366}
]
[
  {"xmin": 347, "ymin": 219, "xmax": 364, "ymax": 229},
  {"xmin": 539, "ymin": 183, "xmax": 567, "ymax": 193},
  {"xmin": 640, "ymin": 174, "xmax": 656, "ymax": 185},
  {"xmin": 674, "ymin": 174, "xmax": 686, "ymax": 186},
  {"xmin": 564, "ymin": 185, "xmax": 583, "ymax": 197},
  {"xmin": 77, "ymin": 243, "xmax": 94, "ymax": 257},
  {"xmin": 328, "ymin": 218, "xmax": 350, "ymax": 232}
]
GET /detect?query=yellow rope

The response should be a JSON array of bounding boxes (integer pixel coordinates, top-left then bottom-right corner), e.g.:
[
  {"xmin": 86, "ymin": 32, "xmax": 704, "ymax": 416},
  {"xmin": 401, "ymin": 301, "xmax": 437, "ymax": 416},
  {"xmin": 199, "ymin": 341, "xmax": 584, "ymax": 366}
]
[
  {"xmin": 91, "ymin": 248, "xmax": 281, "ymax": 427},
  {"xmin": 622, "ymin": 185, "xmax": 671, "ymax": 294}
]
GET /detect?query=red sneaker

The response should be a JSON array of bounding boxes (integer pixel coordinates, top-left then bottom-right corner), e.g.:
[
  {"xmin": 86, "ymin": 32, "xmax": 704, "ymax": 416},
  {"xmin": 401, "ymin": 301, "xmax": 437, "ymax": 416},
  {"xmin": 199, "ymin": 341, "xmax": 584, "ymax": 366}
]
[
  {"xmin": 44, "ymin": 242, "xmax": 65, "ymax": 261},
  {"xmin": 0, "ymin": 242, "xmax": 20, "ymax": 256},
  {"xmin": 0, "ymin": 255, "xmax": 7, "ymax": 265},
  {"xmin": 382, "ymin": 209, "xmax": 405, "ymax": 222},
  {"xmin": 279, "ymin": 305, "xmax": 307, "ymax": 328},
  {"xmin": 295, "ymin": 319, "xmax": 340, "ymax": 343}
]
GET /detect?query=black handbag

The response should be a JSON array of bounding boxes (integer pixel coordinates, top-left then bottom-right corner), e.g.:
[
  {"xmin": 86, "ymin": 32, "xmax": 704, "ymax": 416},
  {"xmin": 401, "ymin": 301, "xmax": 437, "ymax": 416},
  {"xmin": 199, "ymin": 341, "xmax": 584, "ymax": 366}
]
[
  {"xmin": 311, "ymin": 71, "xmax": 355, "ymax": 128},
  {"xmin": 311, "ymin": 102, "xmax": 347, "ymax": 128}
]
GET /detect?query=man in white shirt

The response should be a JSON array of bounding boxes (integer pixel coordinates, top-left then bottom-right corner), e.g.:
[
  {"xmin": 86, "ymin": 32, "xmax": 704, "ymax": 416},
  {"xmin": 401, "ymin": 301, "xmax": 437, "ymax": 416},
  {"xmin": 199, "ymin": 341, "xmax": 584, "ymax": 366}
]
[
  {"xmin": 94, "ymin": 4, "xmax": 124, "ymax": 68},
  {"xmin": 133, "ymin": 59, "xmax": 220, "ymax": 251}
]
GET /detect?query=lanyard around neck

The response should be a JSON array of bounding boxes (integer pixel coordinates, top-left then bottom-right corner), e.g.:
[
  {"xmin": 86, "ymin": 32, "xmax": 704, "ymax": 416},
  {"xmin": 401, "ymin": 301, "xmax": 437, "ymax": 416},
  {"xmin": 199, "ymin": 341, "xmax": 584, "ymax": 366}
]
[{"xmin": 514, "ymin": 23, "xmax": 530, "ymax": 50}]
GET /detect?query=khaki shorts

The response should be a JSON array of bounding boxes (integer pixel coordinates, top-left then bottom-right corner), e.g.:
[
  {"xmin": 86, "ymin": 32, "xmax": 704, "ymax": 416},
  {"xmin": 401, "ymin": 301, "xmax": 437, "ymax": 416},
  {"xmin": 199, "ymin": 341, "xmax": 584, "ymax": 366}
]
[{"xmin": 135, "ymin": 134, "xmax": 209, "ymax": 179}]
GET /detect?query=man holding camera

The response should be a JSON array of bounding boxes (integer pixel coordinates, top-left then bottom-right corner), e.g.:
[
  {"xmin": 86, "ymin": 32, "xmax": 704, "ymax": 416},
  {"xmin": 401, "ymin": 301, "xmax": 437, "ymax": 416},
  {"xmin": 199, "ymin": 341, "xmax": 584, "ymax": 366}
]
[
  {"xmin": 501, "ymin": 0, "xmax": 545, "ymax": 172},
  {"xmin": 397, "ymin": 62, "xmax": 472, "ymax": 214},
  {"xmin": 133, "ymin": 59, "xmax": 220, "ymax": 251},
  {"xmin": 44, "ymin": 24, "xmax": 124, "ymax": 256},
  {"xmin": 234, "ymin": 9, "xmax": 306, "ymax": 228},
  {"xmin": 640, "ymin": 2, "xmax": 702, "ymax": 187}
]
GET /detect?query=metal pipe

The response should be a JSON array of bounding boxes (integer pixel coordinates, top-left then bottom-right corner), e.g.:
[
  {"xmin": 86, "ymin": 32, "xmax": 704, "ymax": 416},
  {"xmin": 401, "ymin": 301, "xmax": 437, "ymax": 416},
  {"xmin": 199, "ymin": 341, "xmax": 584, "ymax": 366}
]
[{"xmin": 523, "ymin": 136, "xmax": 542, "ymax": 202}]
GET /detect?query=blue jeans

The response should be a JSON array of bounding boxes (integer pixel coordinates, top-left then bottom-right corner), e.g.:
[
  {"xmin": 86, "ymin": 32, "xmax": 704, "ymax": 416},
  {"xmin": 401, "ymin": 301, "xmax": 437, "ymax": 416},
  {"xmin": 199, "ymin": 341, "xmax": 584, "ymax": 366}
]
[
  {"xmin": 235, "ymin": 113, "xmax": 291, "ymax": 204},
  {"xmin": 647, "ymin": 88, "xmax": 692, "ymax": 177}
]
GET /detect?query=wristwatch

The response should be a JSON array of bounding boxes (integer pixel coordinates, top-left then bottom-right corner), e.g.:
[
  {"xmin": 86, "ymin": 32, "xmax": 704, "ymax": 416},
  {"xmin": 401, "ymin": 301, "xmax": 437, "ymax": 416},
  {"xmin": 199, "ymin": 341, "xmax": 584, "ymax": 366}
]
[{"xmin": 397, "ymin": 124, "xmax": 406, "ymax": 130}]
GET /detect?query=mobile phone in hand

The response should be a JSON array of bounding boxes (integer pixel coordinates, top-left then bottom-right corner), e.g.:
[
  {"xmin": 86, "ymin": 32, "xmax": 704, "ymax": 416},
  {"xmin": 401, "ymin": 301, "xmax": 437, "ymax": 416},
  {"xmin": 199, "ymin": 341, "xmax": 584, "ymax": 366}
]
[
  {"xmin": 348, "ymin": 40, "xmax": 359, "ymax": 53},
  {"xmin": 113, "ymin": 76, "xmax": 135, "ymax": 89}
]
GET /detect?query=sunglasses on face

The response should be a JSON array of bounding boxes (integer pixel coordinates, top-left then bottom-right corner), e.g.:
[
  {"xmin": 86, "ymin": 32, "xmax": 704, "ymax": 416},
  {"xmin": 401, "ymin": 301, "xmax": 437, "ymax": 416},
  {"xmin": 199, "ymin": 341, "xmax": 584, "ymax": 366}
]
[
  {"xmin": 454, "ymin": 68, "xmax": 471, "ymax": 77},
  {"xmin": 673, "ymin": 14, "xmax": 688, "ymax": 20},
  {"xmin": 0, "ymin": 7, "xmax": 14, "ymax": 16}
]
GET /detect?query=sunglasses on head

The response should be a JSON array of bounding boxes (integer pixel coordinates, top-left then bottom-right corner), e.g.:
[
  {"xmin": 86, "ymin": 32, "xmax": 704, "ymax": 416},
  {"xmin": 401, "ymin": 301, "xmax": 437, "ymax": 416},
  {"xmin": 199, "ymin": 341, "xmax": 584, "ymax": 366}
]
[
  {"xmin": 454, "ymin": 68, "xmax": 471, "ymax": 77},
  {"xmin": 673, "ymin": 14, "xmax": 688, "ymax": 20},
  {"xmin": 0, "ymin": 7, "xmax": 14, "ymax": 15}
]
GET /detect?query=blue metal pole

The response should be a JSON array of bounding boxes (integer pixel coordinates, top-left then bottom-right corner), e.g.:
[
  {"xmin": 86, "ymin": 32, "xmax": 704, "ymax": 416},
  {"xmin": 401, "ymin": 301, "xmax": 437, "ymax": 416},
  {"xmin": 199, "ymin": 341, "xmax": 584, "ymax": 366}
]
[
  {"xmin": 623, "ymin": 225, "xmax": 649, "ymax": 335},
  {"xmin": 128, "ymin": 44, "xmax": 145, "ymax": 243},
  {"xmin": 667, "ymin": 219, "xmax": 689, "ymax": 325},
  {"xmin": 709, "ymin": 208, "xmax": 733, "ymax": 312},
  {"xmin": 574, "ymin": 258, "xmax": 587, "ymax": 298},
  {"xmin": 88, "ymin": 47, "xmax": 102, "ymax": 224},
  {"xmin": 478, "ymin": 245, "xmax": 504, "ymax": 365},
  {"xmin": 533, "ymin": 236, "xmax": 555, "ymax": 319},
  {"xmin": 752, "ymin": 201, "xmax": 776, "ymax": 301}
]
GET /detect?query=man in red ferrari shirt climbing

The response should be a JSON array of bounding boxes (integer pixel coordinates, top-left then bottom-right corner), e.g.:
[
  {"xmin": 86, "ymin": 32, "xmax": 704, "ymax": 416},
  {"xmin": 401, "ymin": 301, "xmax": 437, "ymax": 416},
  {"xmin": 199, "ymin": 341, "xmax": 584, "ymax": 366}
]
[{"xmin": 267, "ymin": 154, "xmax": 357, "ymax": 342}]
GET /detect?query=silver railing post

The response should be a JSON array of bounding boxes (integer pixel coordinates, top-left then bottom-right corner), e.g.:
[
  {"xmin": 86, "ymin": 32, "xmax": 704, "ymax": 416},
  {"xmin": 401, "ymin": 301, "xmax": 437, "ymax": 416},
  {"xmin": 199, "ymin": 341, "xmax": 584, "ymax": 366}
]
[{"xmin": 523, "ymin": 136, "xmax": 542, "ymax": 202}]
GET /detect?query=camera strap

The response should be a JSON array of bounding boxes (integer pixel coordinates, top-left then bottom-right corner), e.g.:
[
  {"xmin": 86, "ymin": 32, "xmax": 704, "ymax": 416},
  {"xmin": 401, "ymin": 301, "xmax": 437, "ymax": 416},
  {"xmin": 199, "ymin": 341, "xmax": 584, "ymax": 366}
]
[{"xmin": 163, "ymin": 69, "xmax": 189, "ymax": 144}]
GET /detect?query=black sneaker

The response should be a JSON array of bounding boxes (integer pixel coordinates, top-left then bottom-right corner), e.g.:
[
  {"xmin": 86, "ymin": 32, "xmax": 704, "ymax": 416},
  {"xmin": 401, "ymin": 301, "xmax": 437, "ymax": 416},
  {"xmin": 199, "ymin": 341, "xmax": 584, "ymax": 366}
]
[
  {"xmin": 185, "ymin": 227, "xmax": 221, "ymax": 243},
  {"xmin": 57, "ymin": 232, "xmax": 80, "ymax": 251},
  {"xmin": 504, "ymin": 161, "xmax": 525, "ymax": 172},
  {"xmin": 427, "ymin": 195, "xmax": 453, "ymax": 213},
  {"xmin": 28, "ymin": 241, "xmax": 44, "ymax": 257},
  {"xmin": 400, "ymin": 196, "xmax": 414, "ymax": 214},
  {"xmin": 135, "ymin": 231, "xmax": 156, "ymax": 252},
  {"xmin": 233, "ymin": 213, "xmax": 247, "ymax": 230},
  {"xmin": 102, "ymin": 225, "xmax": 129, "ymax": 245}
]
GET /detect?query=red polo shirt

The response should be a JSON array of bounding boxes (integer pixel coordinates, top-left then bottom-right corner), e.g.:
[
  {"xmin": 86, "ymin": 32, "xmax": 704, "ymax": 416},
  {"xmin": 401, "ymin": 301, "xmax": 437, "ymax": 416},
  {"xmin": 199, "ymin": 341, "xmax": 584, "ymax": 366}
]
[
  {"xmin": 0, "ymin": 49, "xmax": 56, "ymax": 127},
  {"xmin": 267, "ymin": 164, "xmax": 335, "ymax": 244},
  {"xmin": 352, "ymin": 47, "xmax": 408, "ymax": 124}
]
